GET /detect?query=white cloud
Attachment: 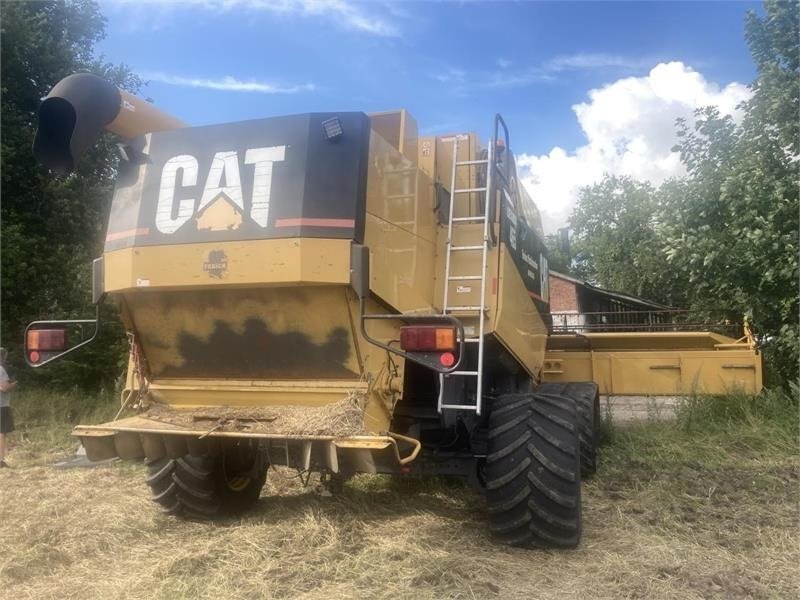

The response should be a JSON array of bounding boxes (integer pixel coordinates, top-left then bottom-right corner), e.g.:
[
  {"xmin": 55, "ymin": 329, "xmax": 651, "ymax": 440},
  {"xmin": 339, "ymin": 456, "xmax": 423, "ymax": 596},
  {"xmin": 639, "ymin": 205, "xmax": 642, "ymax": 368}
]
[
  {"xmin": 106, "ymin": 0, "xmax": 399, "ymax": 36},
  {"xmin": 143, "ymin": 72, "xmax": 315, "ymax": 94},
  {"xmin": 516, "ymin": 62, "xmax": 751, "ymax": 233}
]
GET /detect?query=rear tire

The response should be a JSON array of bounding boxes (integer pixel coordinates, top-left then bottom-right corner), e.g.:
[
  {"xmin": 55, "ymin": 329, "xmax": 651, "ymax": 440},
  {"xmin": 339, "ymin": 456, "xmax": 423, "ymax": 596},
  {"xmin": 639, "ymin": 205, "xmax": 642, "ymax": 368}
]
[
  {"xmin": 146, "ymin": 449, "xmax": 267, "ymax": 519},
  {"xmin": 485, "ymin": 391, "xmax": 582, "ymax": 548},
  {"xmin": 538, "ymin": 382, "xmax": 600, "ymax": 477}
]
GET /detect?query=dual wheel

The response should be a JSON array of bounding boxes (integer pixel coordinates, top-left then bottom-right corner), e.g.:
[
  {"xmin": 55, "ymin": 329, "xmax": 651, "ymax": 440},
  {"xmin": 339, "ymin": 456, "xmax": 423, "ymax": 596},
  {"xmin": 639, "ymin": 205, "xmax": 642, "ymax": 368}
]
[
  {"xmin": 145, "ymin": 443, "xmax": 267, "ymax": 519},
  {"xmin": 485, "ymin": 382, "xmax": 600, "ymax": 548}
]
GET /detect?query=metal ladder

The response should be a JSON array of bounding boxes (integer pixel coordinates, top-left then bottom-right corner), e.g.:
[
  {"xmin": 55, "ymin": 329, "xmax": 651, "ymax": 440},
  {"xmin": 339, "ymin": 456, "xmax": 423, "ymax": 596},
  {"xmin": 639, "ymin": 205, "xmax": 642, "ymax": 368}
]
[{"xmin": 437, "ymin": 135, "xmax": 493, "ymax": 415}]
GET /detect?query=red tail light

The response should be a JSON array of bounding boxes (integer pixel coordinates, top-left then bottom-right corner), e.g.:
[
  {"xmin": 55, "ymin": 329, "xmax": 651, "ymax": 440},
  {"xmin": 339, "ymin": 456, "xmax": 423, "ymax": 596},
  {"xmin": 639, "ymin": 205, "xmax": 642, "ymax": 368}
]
[
  {"xmin": 27, "ymin": 328, "xmax": 67, "ymax": 351},
  {"xmin": 400, "ymin": 326, "xmax": 456, "ymax": 352}
]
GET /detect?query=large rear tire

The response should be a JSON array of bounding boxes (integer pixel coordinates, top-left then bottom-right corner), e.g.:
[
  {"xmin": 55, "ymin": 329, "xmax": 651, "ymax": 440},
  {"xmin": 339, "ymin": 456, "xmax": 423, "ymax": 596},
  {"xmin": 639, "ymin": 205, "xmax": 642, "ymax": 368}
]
[
  {"xmin": 485, "ymin": 391, "xmax": 582, "ymax": 548},
  {"xmin": 537, "ymin": 382, "xmax": 600, "ymax": 477},
  {"xmin": 146, "ymin": 448, "xmax": 267, "ymax": 519}
]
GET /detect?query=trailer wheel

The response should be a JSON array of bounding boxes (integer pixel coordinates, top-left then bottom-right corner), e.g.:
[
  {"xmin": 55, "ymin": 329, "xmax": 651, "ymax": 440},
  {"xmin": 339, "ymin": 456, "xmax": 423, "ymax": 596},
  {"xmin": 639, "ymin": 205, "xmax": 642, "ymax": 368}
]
[
  {"xmin": 146, "ymin": 450, "xmax": 267, "ymax": 519},
  {"xmin": 485, "ymin": 391, "xmax": 582, "ymax": 548},
  {"xmin": 537, "ymin": 383, "xmax": 600, "ymax": 477}
]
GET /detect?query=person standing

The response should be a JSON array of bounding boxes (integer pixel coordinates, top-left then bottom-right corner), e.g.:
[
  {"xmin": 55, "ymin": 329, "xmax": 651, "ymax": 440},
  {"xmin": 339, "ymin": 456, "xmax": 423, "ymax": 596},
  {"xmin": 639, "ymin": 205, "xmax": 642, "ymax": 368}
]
[{"xmin": 0, "ymin": 347, "xmax": 17, "ymax": 468}]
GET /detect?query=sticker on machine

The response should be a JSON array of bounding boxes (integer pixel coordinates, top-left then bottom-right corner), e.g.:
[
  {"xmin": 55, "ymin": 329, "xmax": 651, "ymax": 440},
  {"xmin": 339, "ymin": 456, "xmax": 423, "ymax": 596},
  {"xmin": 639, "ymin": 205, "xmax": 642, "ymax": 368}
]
[{"xmin": 456, "ymin": 285, "xmax": 471, "ymax": 293}]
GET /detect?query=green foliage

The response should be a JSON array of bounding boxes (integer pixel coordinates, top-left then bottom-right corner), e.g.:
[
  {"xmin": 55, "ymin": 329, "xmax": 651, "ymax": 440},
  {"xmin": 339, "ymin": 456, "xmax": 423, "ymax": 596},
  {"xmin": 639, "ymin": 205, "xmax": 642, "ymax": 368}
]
[
  {"xmin": 568, "ymin": 1, "xmax": 799, "ymax": 385},
  {"xmin": 9, "ymin": 386, "xmax": 120, "ymax": 460},
  {"xmin": 1, "ymin": 1, "xmax": 139, "ymax": 389},
  {"xmin": 569, "ymin": 175, "xmax": 686, "ymax": 305},
  {"xmin": 602, "ymin": 389, "xmax": 798, "ymax": 471},
  {"xmin": 543, "ymin": 233, "xmax": 572, "ymax": 274}
]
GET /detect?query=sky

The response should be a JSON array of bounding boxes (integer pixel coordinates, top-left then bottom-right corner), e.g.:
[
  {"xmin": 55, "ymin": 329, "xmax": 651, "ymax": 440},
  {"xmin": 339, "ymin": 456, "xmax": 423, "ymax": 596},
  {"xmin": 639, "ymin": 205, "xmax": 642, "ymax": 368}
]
[{"xmin": 96, "ymin": 0, "xmax": 762, "ymax": 232}]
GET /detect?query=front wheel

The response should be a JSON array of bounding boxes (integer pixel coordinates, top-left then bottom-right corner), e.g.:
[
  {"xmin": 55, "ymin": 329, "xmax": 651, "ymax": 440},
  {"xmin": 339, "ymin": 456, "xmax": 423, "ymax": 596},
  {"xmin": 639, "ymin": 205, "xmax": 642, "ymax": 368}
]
[
  {"xmin": 485, "ymin": 391, "xmax": 582, "ymax": 548},
  {"xmin": 146, "ymin": 444, "xmax": 267, "ymax": 519}
]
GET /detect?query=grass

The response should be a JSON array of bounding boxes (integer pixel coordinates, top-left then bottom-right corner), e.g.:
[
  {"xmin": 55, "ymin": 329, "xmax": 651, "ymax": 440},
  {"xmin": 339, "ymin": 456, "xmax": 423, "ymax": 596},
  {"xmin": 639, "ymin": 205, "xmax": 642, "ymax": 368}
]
[{"xmin": 0, "ymin": 387, "xmax": 798, "ymax": 599}]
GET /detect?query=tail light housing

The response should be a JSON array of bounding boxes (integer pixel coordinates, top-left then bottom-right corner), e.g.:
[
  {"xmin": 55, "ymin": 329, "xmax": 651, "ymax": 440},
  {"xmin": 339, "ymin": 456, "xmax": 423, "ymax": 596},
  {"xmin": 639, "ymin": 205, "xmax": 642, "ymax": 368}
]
[
  {"xmin": 26, "ymin": 328, "xmax": 68, "ymax": 364},
  {"xmin": 27, "ymin": 328, "xmax": 68, "ymax": 351},
  {"xmin": 400, "ymin": 326, "xmax": 456, "ymax": 352}
]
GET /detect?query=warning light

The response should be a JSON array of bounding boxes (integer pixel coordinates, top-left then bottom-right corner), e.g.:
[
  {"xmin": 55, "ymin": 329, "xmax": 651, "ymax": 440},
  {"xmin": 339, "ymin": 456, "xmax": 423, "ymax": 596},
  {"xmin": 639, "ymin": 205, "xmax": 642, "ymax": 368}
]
[
  {"xmin": 27, "ymin": 328, "xmax": 67, "ymax": 351},
  {"xmin": 322, "ymin": 117, "xmax": 343, "ymax": 141},
  {"xmin": 400, "ymin": 326, "xmax": 457, "ymax": 351}
]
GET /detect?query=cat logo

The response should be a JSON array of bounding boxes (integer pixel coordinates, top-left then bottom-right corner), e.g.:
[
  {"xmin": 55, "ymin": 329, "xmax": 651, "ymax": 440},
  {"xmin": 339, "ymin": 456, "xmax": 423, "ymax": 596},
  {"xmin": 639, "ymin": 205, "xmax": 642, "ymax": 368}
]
[
  {"xmin": 196, "ymin": 193, "xmax": 243, "ymax": 232},
  {"xmin": 203, "ymin": 249, "xmax": 228, "ymax": 279},
  {"xmin": 155, "ymin": 146, "xmax": 286, "ymax": 234}
]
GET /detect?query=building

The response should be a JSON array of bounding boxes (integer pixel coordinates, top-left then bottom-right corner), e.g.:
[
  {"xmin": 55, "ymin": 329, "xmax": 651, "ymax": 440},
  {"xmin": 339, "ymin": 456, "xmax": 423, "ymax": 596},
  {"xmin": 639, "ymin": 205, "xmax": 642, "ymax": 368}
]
[{"xmin": 548, "ymin": 270, "xmax": 673, "ymax": 332}]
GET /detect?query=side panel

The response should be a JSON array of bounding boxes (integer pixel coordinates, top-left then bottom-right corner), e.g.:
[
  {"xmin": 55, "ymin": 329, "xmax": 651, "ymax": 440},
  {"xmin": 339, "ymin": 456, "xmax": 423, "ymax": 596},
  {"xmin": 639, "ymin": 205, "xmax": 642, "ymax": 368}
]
[
  {"xmin": 105, "ymin": 238, "xmax": 351, "ymax": 292},
  {"xmin": 364, "ymin": 128, "xmax": 438, "ymax": 313},
  {"xmin": 123, "ymin": 286, "xmax": 362, "ymax": 380},
  {"xmin": 542, "ymin": 349, "xmax": 763, "ymax": 395},
  {"xmin": 492, "ymin": 247, "xmax": 548, "ymax": 377}
]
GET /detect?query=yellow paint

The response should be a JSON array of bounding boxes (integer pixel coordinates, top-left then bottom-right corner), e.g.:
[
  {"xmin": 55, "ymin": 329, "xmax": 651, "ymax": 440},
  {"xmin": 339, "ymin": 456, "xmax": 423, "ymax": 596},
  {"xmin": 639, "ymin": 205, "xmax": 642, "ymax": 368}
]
[
  {"xmin": 543, "ymin": 332, "xmax": 763, "ymax": 395},
  {"xmin": 492, "ymin": 246, "xmax": 548, "ymax": 378},
  {"xmin": 195, "ymin": 194, "xmax": 243, "ymax": 231},
  {"xmin": 104, "ymin": 237, "xmax": 351, "ymax": 292}
]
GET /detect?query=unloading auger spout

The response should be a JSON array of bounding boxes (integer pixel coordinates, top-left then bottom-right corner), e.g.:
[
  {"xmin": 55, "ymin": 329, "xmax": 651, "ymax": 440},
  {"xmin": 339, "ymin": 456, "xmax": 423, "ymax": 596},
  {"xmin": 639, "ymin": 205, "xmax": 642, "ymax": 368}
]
[{"xmin": 33, "ymin": 72, "xmax": 186, "ymax": 172}]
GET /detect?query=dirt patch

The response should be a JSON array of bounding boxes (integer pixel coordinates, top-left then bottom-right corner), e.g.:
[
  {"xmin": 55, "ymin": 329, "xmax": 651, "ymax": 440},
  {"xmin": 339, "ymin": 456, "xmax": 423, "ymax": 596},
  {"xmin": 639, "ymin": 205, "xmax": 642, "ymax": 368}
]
[{"xmin": 143, "ymin": 391, "xmax": 367, "ymax": 437}]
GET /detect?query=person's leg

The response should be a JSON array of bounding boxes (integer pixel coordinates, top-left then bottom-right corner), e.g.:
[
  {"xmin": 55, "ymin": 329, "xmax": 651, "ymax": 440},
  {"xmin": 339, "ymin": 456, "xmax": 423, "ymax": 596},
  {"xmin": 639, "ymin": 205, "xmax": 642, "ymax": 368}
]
[{"xmin": 0, "ymin": 432, "xmax": 6, "ymax": 465}]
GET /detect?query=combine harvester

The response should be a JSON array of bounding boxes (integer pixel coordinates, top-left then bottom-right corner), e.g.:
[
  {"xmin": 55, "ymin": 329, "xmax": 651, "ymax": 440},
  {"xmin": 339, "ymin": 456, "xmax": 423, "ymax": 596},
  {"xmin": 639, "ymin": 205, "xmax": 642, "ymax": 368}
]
[{"xmin": 25, "ymin": 73, "xmax": 761, "ymax": 548}]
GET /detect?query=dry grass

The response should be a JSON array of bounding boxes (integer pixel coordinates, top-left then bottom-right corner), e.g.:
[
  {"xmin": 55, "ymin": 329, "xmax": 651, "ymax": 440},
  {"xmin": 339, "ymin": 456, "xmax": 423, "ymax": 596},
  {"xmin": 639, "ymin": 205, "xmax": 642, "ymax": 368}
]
[{"xmin": 0, "ymin": 388, "xmax": 798, "ymax": 599}]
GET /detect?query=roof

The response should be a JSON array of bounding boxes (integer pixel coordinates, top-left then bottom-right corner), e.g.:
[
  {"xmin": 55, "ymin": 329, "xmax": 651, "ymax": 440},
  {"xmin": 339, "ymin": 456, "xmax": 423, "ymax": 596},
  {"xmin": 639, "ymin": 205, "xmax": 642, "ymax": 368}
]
[{"xmin": 549, "ymin": 270, "xmax": 673, "ymax": 310}]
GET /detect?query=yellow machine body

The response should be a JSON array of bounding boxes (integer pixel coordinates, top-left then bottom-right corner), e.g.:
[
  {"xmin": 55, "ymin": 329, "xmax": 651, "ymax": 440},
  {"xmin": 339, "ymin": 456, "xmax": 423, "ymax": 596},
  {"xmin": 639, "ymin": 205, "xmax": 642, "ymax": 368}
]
[
  {"xmin": 76, "ymin": 107, "xmax": 548, "ymax": 465},
  {"xmin": 543, "ymin": 330, "xmax": 763, "ymax": 396}
]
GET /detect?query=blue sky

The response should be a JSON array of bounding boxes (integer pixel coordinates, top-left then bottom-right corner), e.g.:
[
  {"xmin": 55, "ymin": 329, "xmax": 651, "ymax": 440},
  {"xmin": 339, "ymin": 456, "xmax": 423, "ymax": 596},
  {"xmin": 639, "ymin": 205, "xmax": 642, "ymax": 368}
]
[{"xmin": 97, "ymin": 0, "xmax": 762, "ymax": 230}]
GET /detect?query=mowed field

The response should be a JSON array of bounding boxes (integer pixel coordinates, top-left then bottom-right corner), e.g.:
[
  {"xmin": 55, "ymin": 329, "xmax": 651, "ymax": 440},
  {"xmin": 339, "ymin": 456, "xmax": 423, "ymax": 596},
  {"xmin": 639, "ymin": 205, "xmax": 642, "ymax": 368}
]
[{"xmin": 0, "ymin": 390, "xmax": 797, "ymax": 599}]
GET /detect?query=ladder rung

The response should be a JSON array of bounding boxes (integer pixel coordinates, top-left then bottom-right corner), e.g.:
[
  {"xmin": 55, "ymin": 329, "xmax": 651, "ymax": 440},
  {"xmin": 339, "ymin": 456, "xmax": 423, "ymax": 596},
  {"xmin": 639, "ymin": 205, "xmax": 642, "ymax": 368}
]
[
  {"xmin": 445, "ymin": 306, "xmax": 486, "ymax": 312},
  {"xmin": 454, "ymin": 187, "xmax": 487, "ymax": 194},
  {"xmin": 463, "ymin": 338, "xmax": 480, "ymax": 343},
  {"xmin": 448, "ymin": 275, "xmax": 481, "ymax": 280},
  {"xmin": 456, "ymin": 159, "xmax": 489, "ymax": 166},
  {"xmin": 445, "ymin": 370, "xmax": 479, "ymax": 376},
  {"xmin": 452, "ymin": 216, "xmax": 486, "ymax": 222},
  {"xmin": 441, "ymin": 404, "xmax": 479, "ymax": 410},
  {"xmin": 449, "ymin": 245, "xmax": 483, "ymax": 251}
]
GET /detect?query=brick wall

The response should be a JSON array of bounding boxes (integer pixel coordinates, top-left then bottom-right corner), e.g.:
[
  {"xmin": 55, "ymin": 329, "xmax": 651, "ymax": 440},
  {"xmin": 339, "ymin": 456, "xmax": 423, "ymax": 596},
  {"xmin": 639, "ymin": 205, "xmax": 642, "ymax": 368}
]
[{"xmin": 549, "ymin": 275, "xmax": 578, "ymax": 313}]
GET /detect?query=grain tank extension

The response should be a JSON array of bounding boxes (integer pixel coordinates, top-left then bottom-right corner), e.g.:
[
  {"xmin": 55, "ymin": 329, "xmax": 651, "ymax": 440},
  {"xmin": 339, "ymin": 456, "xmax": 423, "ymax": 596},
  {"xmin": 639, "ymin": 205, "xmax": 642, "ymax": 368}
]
[{"xmin": 26, "ymin": 73, "xmax": 600, "ymax": 549}]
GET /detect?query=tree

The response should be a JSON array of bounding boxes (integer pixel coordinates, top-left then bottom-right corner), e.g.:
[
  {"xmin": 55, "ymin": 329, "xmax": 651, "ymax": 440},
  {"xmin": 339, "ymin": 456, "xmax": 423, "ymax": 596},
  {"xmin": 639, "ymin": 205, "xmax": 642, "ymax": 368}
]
[
  {"xmin": 1, "ymin": 1, "xmax": 140, "ymax": 389},
  {"xmin": 568, "ymin": 175, "xmax": 684, "ymax": 305}
]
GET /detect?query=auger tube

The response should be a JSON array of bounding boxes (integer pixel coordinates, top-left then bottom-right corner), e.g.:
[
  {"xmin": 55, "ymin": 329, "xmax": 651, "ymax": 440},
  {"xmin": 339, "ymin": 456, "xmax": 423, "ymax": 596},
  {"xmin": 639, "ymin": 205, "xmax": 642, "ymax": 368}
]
[{"xmin": 33, "ymin": 72, "xmax": 186, "ymax": 172}]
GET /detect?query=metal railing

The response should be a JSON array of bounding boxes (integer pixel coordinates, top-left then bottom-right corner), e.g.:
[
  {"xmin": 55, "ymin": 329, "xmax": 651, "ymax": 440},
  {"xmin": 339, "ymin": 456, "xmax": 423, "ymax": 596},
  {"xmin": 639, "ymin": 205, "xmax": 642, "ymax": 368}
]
[{"xmin": 546, "ymin": 310, "xmax": 745, "ymax": 337}]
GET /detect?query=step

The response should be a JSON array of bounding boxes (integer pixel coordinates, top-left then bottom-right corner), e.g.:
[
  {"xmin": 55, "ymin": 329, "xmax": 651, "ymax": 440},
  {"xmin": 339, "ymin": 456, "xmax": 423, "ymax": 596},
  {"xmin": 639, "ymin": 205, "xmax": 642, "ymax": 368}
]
[
  {"xmin": 445, "ymin": 306, "xmax": 487, "ymax": 312},
  {"xmin": 441, "ymin": 404, "xmax": 479, "ymax": 410},
  {"xmin": 456, "ymin": 159, "xmax": 489, "ymax": 166},
  {"xmin": 452, "ymin": 216, "xmax": 486, "ymax": 223},
  {"xmin": 444, "ymin": 370, "xmax": 479, "ymax": 376},
  {"xmin": 449, "ymin": 244, "xmax": 483, "ymax": 251},
  {"xmin": 453, "ymin": 187, "xmax": 487, "ymax": 194},
  {"xmin": 448, "ymin": 275, "xmax": 482, "ymax": 281}
]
